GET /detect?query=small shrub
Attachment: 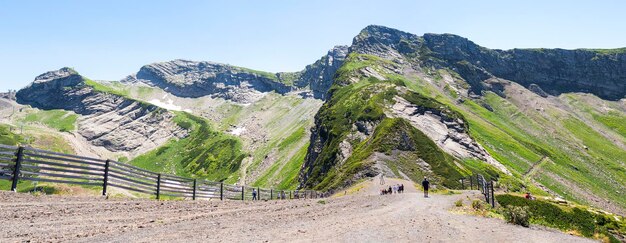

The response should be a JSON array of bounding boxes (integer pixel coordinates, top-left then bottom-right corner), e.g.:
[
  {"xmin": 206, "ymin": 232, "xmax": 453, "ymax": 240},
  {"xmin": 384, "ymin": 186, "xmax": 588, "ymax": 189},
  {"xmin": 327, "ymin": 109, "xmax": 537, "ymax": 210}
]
[
  {"xmin": 317, "ymin": 200, "xmax": 326, "ymax": 205},
  {"xmin": 502, "ymin": 205, "xmax": 531, "ymax": 227},
  {"xmin": 455, "ymin": 199, "xmax": 463, "ymax": 207},
  {"xmin": 454, "ymin": 199, "xmax": 463, "ymax": 207},
  {"xmin": 472, "ymin": 199, "xmax": 485, "ymax": 211}
]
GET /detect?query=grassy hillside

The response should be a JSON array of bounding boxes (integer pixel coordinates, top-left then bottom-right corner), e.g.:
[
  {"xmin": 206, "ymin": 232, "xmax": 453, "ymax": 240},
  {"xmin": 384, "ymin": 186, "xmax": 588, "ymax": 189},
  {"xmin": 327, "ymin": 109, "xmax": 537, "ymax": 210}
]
[
  {"xmin": 302, "ymin": 54, "xmax": 497, "ymax": 190},
  {"xmin": 0, "ymin": 124, "xmax": 24, "ymax": 146},
  {"xmin": 23, "ymin": 109, "xmax": 77, "ymax": 132},
  {"xmin": 130, "ymin": 112, "xmax": 246, "ymax": 182},
  {"xmin": 105, "ymin": 81, "xmax": 321, "ymax": 190},
  {"xmin": 395, "ymin": 65, "xmax": 626, "ymax": 212}
]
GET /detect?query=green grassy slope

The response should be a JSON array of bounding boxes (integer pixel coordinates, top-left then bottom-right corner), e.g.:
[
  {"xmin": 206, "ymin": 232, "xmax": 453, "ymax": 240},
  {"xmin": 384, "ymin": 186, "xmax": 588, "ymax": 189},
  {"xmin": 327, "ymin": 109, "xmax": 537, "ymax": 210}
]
[
  {"xmin": 130, "ymin": 112, "xmax": 246, "ymax": 182},
  {"xmin": 23, "ymin": 109, "xmax": 78, "ymax": 132},
  {"xmin": 302, "ymin": 54, "xmax": 496, "ymax": 190},
  {"xmin": 399, "ymin": 66, "xmax": 626, "ymax": 212}
]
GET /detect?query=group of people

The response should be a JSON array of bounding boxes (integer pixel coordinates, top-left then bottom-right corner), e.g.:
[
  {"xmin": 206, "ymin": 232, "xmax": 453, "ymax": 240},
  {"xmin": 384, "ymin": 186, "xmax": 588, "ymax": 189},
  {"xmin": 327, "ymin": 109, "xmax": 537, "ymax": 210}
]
[
  {"xmin": 380, "ymin": 184, "xmax": 405, "ymax": 195},
  {"xmin": 379, "ymin": 177, "xmax": 431, "ymax": 198}
]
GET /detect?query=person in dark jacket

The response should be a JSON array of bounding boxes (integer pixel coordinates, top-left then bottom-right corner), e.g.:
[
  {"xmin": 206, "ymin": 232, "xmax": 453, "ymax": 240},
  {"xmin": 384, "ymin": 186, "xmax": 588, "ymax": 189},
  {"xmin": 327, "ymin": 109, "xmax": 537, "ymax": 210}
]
[{"xmin": 422, "ymin": 178, "xmax": 430, "ymax": 198}]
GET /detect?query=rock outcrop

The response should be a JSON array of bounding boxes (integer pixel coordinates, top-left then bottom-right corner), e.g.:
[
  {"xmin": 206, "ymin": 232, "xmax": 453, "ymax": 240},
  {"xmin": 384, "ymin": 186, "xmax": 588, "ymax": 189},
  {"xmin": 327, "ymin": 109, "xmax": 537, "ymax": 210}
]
[
  {"xmin": 388, "ymin": 95, "xmax": 510, "ymax": 174},
  {"xmin": 122, "ymin": 46, "xmax": 348, "ymax": 102},
  {"xmin": 353, "ymin": 25, "xmax": 626, "ymax": 100},
  {"xmin": 122, "ymin": 60, "xmax": 293, "ymax": 103},
  {"xmin": 293, "ymin": 45, "xmax": 349, "ymax": 99},
  {"xmin": 17, "ymin": 68, "xmax": 187, "ymax": 155}
]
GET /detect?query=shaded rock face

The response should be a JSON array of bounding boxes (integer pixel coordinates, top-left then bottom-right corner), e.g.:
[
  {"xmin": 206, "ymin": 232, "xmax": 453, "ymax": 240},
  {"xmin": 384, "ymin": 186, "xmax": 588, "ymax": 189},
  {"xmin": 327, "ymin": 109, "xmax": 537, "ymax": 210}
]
[
  {"xmin": 354, "ymin": 25, "xmax": 626, "ymax": 100},
  {"xmin": 294, "ymin": 45, "xmax": 349, "ymax": 99},
  {"xmin": 16, "ymin": 68, "xmax": 186, "ymax": 154}
]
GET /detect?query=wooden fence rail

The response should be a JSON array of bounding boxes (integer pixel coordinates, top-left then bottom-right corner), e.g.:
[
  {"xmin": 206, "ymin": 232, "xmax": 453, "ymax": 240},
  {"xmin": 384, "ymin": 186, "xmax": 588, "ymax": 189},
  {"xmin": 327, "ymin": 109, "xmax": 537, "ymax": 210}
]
[
  {"xmin": 0, "ymin": 145, "xmax": 324, "ymax": 201},
  {"xmin": 458, "ymin": 174, "xmax": 496, "ymax": 207}
]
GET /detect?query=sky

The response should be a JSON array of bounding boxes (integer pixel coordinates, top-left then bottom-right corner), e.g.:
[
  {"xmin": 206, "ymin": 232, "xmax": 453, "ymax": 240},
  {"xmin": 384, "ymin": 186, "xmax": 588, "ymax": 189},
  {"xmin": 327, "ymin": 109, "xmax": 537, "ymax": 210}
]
[{"xmin": 1, "ymin": 0, "xmax": 625, "ymax": 91}]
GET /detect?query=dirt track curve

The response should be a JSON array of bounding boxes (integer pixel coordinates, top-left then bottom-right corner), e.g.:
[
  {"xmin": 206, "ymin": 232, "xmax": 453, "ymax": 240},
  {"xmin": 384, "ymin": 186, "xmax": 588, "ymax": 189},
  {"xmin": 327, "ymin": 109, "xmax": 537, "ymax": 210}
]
[{"xmin": 0, "ymin": 183, "xmax": 593, "ymax": 242}]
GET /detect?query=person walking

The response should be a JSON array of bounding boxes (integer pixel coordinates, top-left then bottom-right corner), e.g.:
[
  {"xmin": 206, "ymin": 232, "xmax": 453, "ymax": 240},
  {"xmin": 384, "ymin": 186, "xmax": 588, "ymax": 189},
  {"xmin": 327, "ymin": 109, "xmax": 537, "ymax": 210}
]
[
  {"xmin": 422, "ymin": 178, "xmax": 430, "ymax": 198},
  {"xmin": 252, "ymin": 188, "xmax": 258, "ymax": 201}
]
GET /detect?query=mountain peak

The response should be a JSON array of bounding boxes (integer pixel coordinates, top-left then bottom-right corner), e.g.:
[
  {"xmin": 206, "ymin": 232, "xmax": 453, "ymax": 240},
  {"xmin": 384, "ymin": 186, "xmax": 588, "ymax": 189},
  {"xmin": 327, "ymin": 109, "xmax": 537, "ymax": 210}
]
[{"xmin": 33, "ymin": 67, "xmax": 80, "ymax": 84}]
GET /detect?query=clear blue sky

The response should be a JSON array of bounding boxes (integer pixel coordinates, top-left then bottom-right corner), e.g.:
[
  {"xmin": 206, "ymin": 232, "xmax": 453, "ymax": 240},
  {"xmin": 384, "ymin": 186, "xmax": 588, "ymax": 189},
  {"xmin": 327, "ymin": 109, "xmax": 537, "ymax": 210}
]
[{"xmin": 2, "ymin": 0, "xmax": 625, "ymax": 90}]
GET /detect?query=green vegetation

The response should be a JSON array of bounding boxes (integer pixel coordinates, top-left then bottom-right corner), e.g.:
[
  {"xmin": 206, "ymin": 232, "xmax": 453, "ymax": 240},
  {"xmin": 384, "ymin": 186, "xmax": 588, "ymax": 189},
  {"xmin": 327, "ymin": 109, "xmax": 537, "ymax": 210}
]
[
  {"xmin": 23, "ymin": 109, "xmax": 78, "ymax": 132},
  {"xmin": 592, "ymin": 111, "xmax": 626, "ymax": 137},
  {"xmin": 586, "ymin": 47, "xmax": 626, "ymax": 55},
  {"xmin": 303, "ymin": 54, "xmax": 506, "ymax": 191},
  {"xmin": 501, "ymin": 205, "xmax": 531, "ymax": 227},
  {"xmin": 83, "ymin": 78, "xmax": 130, "ymax": 97},
  {"xmin": 0, "ymin": 124, "xmax": 24, "ymax": 145},
  {"xmin": 130, "ymin": 112, "xmax": 246, "ymax": 182},
  {"xmin": 497, "ymin": 194, "xmax": 625, "ymax": 240},
  {"xmin": 334, "ymin": 53, "xmax": 398, "ymax": 82}
]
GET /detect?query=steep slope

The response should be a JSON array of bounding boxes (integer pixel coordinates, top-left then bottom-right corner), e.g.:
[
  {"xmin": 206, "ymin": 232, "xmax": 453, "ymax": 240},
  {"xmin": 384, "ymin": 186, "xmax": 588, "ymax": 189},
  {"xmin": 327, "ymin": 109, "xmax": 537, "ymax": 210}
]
[
  {"xmin": 301, "ymin": 25, "xmax": 626, "ymax": 214},
  {"xmin": 299, "ymin": 53, "xmax": 502, "ymax": 190},
  {"xmin": 14, "ymin": 68, "xmax": 247, "ymax": 182},
  {"xmin": 115, "ymin": 47, "xmax": 345, "ymax": 187},
  {"xmin": 16, "ymin": 68, "xmax": 187, "ymax": 157}
]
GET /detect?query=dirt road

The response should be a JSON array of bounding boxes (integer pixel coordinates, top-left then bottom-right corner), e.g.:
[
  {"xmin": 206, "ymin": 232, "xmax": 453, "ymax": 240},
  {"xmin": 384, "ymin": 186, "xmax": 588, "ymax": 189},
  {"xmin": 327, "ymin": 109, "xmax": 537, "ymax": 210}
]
[{"xmin": 0, "ymin": 187, "xmax": 593, "ymax": 243}]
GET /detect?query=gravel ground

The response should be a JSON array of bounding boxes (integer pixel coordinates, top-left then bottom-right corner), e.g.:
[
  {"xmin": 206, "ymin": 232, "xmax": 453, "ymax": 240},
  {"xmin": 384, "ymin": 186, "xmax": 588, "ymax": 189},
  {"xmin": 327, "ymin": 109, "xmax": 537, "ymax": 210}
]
[{"xmin": 0, "ymin": 189, "xmax": 594, "ymax": 243}]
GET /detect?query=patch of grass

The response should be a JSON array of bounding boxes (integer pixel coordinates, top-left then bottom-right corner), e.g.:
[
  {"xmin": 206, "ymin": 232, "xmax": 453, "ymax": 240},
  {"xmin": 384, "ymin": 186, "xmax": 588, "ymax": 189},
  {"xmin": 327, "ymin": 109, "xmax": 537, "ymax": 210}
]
[
  {"xmin": 455, "ymin": 199, "xmax": 463, "ymax": 207},
  {"xmin": 23, "ymin": 109, "xmax": 78, "ymax": 132},
  {"xmin": 278, "ymin": 127, "xmax": 305, "ymax": 151},
  {"xmin": 83, "ymin": 78, "xmax": 130, "ymax": 97},
  {"xmin": 130, "ymin": 112, "xmax": 247, "ymax": 182},
  {"xmin": 592, "ymin": 111, "xmax": 626, "ymax": 137},
  {"xmin": 497, "ymin": 194, "xmax": 626, "ymax": 239},
  {"xmin": 585, "ymin": 47, "xmax": 626, "ymax": 55},
  {"xmin": 0, "ymin": 124, "xmax": 24, "ymax": 145}
]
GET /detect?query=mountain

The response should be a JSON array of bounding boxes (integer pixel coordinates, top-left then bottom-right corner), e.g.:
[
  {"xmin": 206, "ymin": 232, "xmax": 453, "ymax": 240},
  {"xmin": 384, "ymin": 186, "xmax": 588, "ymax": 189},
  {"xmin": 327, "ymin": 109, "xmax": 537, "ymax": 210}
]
[
  {"xmin": 122, "ymin": 45, "xmax": 348, "ymax": 101},
  {"xmin": 16, "ymin": 68, "xmax": 187, "ymax": 155},
  {"xmin": 299, "ymin": 25, "xmax": 626, "ymax": 214},
  {"xmin": 4, "ymin": 25, "xmax": 625, "ymax": 215}
]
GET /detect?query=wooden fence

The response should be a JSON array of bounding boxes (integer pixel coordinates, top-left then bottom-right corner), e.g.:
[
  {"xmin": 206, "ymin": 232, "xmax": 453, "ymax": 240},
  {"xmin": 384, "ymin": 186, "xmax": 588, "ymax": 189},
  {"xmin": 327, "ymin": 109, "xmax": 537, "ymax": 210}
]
[
  {"xmin": 459, "ymin": 174, "xmax": 496, "ymax": 207},
  {"xmin": 0, "ymin": 144, "xmax": 323, "ymax": 201}
]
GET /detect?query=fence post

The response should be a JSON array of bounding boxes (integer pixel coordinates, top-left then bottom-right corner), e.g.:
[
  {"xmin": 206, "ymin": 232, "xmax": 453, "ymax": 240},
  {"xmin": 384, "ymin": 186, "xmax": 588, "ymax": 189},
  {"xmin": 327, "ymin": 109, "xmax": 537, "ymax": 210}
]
[
  {"xmin": 241, "ymin": 186, "xmax": 244, "ymax": 201},
  {"xmin": 289, "ymin": 191, "xmax": 292, "ymax": 199},
  {"xmin": 490, "ymin": 180, "xmax": 495, "ymax": 207},
  {"xmin": 102, "ymin": 159, "xmax": 110, "ymax": 196},
  {"xmin": 192, "ymin": 179, "xmax": 197, "ymax": 201},
  {"xmin": 270, "ymin": 189, "xmax": 273, "ymax": 200},
  {"xmin": 220, "ymin": 183, "xmax": 223, "ymax": 201},
  {"xmin": 11, "ymin": 146, "xmax": 24, "ymax": 192},
  {"xmin": 156, "ymin": 174, "xmax": 161, "ymax": 200},
  {"xmin": 257, "ymin": 187, "xmax": 260, "ymax": 200}
]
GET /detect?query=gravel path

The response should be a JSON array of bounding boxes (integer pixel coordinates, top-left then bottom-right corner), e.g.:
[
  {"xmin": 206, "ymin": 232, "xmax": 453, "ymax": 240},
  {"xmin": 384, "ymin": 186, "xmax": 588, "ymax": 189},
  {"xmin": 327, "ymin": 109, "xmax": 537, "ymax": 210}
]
[{"xmin": 0, "ymin": 190, "xmax": 593, "ymax": 242}]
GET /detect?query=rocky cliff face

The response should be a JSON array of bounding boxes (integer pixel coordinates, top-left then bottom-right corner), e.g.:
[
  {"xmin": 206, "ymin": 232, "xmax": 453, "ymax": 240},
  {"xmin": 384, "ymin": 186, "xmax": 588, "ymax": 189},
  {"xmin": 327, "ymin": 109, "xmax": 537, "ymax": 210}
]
[
  {"xmin": 293, "ymin": 45, "xmax": 349, "ymax": 99},
  {"xmin": 122, "ymin": 47, "xmax": 348, "ymax": 102},
  {"xmin": 17, "ymin": 68, "xmax": 187, "ymax": 155},
  {"xmin": 122, "ymin": 60, "xmax": 293, "ymax": 103},
  {"xmin": 354, "ymin": 25, "xmax": 626, "ymax": 100}
]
